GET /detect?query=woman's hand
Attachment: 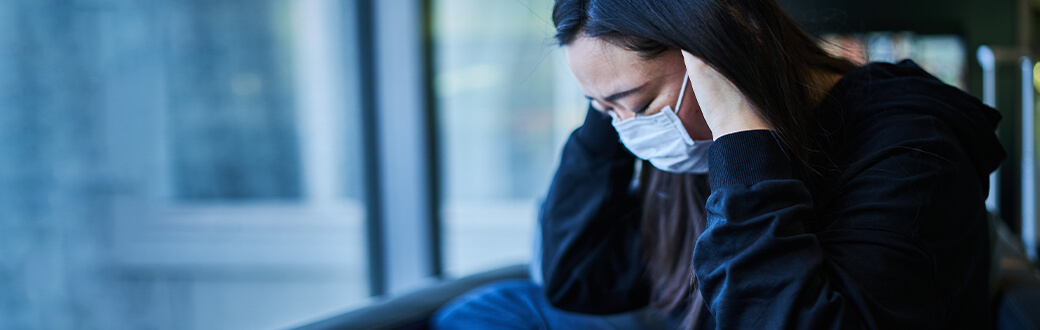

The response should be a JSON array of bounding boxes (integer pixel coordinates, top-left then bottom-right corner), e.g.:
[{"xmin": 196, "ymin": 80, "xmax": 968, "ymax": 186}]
[{"xmin": 681, "ymin": 51, "xmax": 772, "ymax": 139}]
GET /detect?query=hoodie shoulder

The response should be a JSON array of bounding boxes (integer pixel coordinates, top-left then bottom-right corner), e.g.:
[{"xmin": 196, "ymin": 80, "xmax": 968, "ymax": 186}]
[{"xmin": 827, "ymin": 60, "xmax": 1006, "ymax": 178}]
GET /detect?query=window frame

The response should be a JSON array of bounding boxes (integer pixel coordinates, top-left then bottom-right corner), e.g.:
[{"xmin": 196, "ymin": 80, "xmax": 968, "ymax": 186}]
[
  {"xmin": 102, "ymin": 0, "xmax": 372, "ymax": 278},
  {"xmin": 364, "ymin": 0, "xmax": 443, "ymax": 295}
]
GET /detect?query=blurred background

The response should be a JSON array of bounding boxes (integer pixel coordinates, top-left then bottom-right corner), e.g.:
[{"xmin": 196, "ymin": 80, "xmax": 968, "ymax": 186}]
[{"xmin": 1, "ymin": 0, "xmax": 1038, "ymax": 329}]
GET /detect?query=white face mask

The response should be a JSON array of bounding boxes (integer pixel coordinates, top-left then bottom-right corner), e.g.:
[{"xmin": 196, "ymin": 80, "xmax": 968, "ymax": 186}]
[{"xmin": 610, "ymin": 73, "xmax": 712, "ymax": 174}]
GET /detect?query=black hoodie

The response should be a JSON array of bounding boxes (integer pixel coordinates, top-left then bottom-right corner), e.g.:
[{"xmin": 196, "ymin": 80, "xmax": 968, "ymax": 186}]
[{"xmin": 540, "ymin": 60, "xmax": 1005, "ymax": 329}]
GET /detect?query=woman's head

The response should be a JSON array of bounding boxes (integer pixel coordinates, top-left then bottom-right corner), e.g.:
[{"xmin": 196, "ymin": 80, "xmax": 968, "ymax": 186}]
[{"xmin": 555, "ymin": 0, "xmax": 856, "ymax": 175}]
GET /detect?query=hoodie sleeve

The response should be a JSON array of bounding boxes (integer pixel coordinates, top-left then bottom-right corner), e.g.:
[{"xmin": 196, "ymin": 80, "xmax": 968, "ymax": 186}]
[
  {"xmin": 540, "ymin": 106, "xmax": 650, "ymax": 314},
  {"xmin": 697, "ymin": 118, "xmax": 992, "ymax": 328}
]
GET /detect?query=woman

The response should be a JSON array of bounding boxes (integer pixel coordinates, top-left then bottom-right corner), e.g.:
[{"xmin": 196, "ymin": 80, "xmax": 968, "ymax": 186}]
[{"xmin": 439, "ymin": 0, "xmax": 1006, "ymax": 328}]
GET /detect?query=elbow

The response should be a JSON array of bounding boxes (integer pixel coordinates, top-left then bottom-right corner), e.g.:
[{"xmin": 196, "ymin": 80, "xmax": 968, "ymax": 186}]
[
  {"xmin": 540, "ymin": 276, "xmax": 596, "ymax": 313},
  {"xmin": 539, "ymin": 270, "xmax": 576, "ymax": 310},
  {"xmin": 540, "ymin": 275, "xmax": 648, "ymax": 315}
]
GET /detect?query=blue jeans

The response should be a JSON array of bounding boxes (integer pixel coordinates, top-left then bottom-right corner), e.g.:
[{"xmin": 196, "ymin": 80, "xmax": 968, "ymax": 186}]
[{"xmin": 431, "ymin": 279, "xmax": 668, "ymax": 330}]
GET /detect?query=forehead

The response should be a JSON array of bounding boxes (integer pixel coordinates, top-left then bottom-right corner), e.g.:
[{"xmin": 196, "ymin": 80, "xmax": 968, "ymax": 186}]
[{"xmin": 564, "ymin": 36, "xmax": 674, "ymax": 99}]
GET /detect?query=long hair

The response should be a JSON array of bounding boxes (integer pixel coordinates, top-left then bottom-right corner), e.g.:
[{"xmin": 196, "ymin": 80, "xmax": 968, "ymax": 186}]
[
  {"xmin": 553, "ymin": 0, "xmax": 856, "ymax": 327},
  {"xmin": 638, "ymin": 164, "xmax": 710, "ymax": 327}
]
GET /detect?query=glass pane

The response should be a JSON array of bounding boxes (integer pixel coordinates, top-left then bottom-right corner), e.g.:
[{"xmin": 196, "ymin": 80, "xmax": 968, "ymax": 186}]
[
  {"xmin": 433, "ymin": 0, "xmax": 588, "ymax": 276},
  {"xmin": 0, "ymin": 0, "xmax": 368, "ymax": 329},
  {"xmin": 822, "ymin": 32, "xmax": 967, "ymax": 89},
  {"xmin": 165, "ymin": 0, "xmax": 303, "ymax": 201}
]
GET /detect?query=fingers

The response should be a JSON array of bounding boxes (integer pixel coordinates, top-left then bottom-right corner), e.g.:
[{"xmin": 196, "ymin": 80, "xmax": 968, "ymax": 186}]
[
  {"xmin": 681, "ymin": 50, "xmax": 708, "ymax": 73},
  {"xmin": 680, "ymin": 50, "xmax": 770, "ymax": 138},
  {"xmin": 680, "ymin": 50, "xmax": 726, "ymax": 116}
]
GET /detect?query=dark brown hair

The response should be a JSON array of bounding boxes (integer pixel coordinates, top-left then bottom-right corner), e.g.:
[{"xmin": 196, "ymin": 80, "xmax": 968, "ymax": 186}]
[{"xmin": 637, "ymin": 164, "xmax": 710, "ymax": 327}]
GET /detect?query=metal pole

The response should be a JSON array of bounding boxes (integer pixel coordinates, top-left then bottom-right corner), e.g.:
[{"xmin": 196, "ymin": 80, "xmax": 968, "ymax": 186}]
[
  {"xmin": 374, "ymin": 0, "xmax": 439, "ymax": 294},
  {"xmin": 1021, "ymin": 56, "xmax": 1037, "ymax": 262},
  {"xmin": 979, "ymin": 46, "xmax": 1000, "ymax": 215}
]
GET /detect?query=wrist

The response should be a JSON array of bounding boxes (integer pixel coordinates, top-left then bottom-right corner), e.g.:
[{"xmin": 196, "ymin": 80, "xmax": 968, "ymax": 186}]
[{"xmin": 710, "ymin": 115, "xmax": 772, "ymax": 140}]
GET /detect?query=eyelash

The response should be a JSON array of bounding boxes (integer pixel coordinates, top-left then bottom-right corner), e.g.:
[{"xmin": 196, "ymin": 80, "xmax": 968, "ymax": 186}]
[{"xmin": 633, "ymin": 102, "xmax": 650, "ymax": 115}]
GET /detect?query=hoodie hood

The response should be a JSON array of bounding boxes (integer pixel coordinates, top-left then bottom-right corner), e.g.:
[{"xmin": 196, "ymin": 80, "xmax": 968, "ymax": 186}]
[{"xmin": 827, "ymin": 60, "xmax": 1007, "ymax": 183}]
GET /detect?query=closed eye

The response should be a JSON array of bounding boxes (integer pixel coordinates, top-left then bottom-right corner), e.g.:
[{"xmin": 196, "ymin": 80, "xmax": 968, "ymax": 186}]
[{"xmin": 633, "ymin": 102, "xmax": 651, "ymax": 115}]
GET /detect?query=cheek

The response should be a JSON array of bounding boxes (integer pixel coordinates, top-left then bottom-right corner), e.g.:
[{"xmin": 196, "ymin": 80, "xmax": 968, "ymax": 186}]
[
  {"xmin": 679, "ymin": 87, "xmax": 702, "ymax": 115},
  {"xmin": 678, "ymin": 89, "xmax": 713, "ymax": 140}
]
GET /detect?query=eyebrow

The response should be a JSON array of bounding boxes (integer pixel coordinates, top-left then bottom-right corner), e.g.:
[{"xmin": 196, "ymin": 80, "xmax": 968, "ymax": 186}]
[{"xmin": 585, "ymin": 82, "xmax": 649, "ymax": 103}]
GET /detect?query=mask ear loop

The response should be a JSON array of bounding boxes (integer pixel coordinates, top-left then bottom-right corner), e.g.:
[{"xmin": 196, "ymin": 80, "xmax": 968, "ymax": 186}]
[{"xmin": 674, "ymin": 72, "xmax": 690, "ymax": 115}]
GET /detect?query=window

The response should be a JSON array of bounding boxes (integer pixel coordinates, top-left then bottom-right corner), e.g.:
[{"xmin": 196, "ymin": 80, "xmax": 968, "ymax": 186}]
[
  {"xmin": 163, "ymin": 0, "xmax": 303, "ymax": 201},
  {"xmin": 432, "ymin": 0, "xmax": 588, "ymax": 276},
  {"xmin": 822, "ymin": 32, "xmax": 967, "ymax": 89},
  {"xmin": 50, "ymin": 0, "xmax": 365, "ymax": 328}
]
